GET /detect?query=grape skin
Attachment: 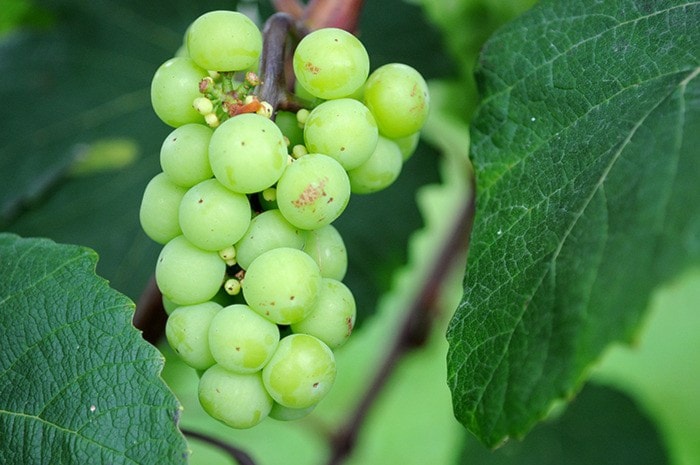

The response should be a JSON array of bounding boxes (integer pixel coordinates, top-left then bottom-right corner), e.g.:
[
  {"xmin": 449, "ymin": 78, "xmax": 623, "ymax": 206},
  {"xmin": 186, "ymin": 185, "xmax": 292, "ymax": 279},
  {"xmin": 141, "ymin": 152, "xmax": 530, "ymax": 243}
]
[
  {"xmin": 159, "ymin": 124, "xmax": 214, "ymax": 188},
  {"xmin": 276, "ymin": 154, "xmax": 351, "ymax": 230},
  {"xmin": 187, "ymin": 11, "xmax": 262, "ymax": 72},
  {"xmin": 139, "ymin": 172, "xmax": 187, "ymax": 245},
  {"xmin": 199, "ymin": 365, "xmax": 273, "ymax": 429},
  {"xmin": 209, "ymin": 113, "xmax": 288, "ymax": 194},
  {"xmin": 155, "ymin": 235, "xmax": 226, "ymax": 305},
  {"xmin": 262, "ymin": 334, "xmax": 336, "ymax": 409},
  {"xmin": 150, "ymin": 57, "xmax": 208, "ymax": 127},
  {"xmin": 293, "ymin": 28, "xmax": 369, "ymax": 100},
  {"xmin": 166, "ymin": 301, "xmax": 222, "ymax": 370}
]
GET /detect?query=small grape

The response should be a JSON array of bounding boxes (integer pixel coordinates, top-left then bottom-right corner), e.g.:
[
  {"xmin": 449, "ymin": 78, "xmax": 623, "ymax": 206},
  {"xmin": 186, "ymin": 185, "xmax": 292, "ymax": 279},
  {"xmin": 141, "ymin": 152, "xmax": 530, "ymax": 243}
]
[
  {"xmin": 363, "ymin": 63, "xmax": 430, "ymax": 138},
  {"xmin": 268, "ymin": 402, "xmax": 315, "ymax": 421},
  {"xmin": 242, "ymin": 247, "xmax": 322, "ymax": 325},
  {"xmin": 199, "ymin": 365, "xmax": 272, "ymax": 429},
  {"xmin": 234, "ymin": 209, "xmax": 305, "ymax": 270},
  {"xmin": 393, "ymin": 132, "xmax": 421, "ymax": 161},
  {"xmin": 187, "ymin": 10, "xmax": 262, "ymax": 71},
  {"xmin": 208, "ymin": 304, "xmax": 280, "ymax": 373},
  {"xmin": 139, "ymin": 172, "xmax": 187, "ymax": 244},
  {"xmin": 303, "ymin": 225, "xmax": 347, "ymax": 281},
  {"xmin": 209, "ymin": 113, "xmax": 288, "ymax": 194},
  {"xmin": 262, "ymin": 334, "xmax": 336, "ymax": 409},
  {"xmin": 347, "ymin": 136, "xmax": 403, "ymax": 194},
  {"xmin": 165, "ymin": 301, "xmax": 222, "ymax": 370},
  {"xmin": 293, "ymin": 28, "xmax": 369, "ymax": 99},
  {"xmin": 160, "ymin": 124, "xmax": 214, "ymax": 187},
  {"xmin": 275, "ymin": 110, "xmax": 305, "ymax": 150},
  {"xmin": 276, "ymin": 154, "xmax": 351, "ymax": 230},
  {"xmin": 151, "ymin": 57, "xmax": 208, "ymax": 127},
  {"xmin": 291, "ymin": 279, "xmax": 356, "ymax": 349},
  {"xmin": 303, "ymin": 99, "xmax": 378, "ymax": 170},
  {"xmin": 178, "ymin": 179, "xmax": 252, "ymax": 251},
  {"xmin": 155, "ymin": 235, "xmax": 226, "ymax": 305}
]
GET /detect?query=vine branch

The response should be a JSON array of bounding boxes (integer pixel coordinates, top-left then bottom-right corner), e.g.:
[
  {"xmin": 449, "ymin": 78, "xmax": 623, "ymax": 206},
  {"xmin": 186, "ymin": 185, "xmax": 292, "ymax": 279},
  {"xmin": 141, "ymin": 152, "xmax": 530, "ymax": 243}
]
[
  {"xmin": 325, "ymin": 169, "xmax": 476, "ymax": 465},
  {"xmin": 181, "ymin": 428, "xmax": 258, "ymax": 465}
]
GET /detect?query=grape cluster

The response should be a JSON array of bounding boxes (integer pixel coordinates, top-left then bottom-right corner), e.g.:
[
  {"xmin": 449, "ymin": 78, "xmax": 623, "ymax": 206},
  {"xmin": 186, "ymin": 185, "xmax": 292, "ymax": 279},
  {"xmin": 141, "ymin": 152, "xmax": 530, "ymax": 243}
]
[{"xmin": 140, "ymin": 10, "xmax": 429, "ymax": 429}]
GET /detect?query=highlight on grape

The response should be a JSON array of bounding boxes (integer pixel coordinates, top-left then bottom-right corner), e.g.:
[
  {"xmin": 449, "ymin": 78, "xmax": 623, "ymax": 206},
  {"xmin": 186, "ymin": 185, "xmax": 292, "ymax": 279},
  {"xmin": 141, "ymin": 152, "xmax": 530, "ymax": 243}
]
[{"xmin": 140, "ymin": 9, "xmax": 430, "ymax": 429}]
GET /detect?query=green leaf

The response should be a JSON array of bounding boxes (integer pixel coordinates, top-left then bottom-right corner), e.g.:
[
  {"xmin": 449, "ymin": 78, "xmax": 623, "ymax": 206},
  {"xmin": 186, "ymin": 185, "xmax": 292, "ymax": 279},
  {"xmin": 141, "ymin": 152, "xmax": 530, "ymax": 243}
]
[
  {"xmin": 447, "ymin": 0, "xmax": 700, "ymax": 447},
  {"xmin": 0, "ymin": 233, "xmax": 186, "ymax": 464}
]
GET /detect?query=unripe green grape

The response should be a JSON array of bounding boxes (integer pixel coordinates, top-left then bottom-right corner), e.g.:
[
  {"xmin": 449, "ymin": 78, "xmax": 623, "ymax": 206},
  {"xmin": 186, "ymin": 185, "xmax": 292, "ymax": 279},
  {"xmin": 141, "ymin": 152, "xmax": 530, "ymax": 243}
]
[
  {"xmin": 155, "ymin": 235, "xmax": 226, "ymax": 305},
  {"xmin": 268, "ymin": 402, "xmax": 315, "ymax": 421},
  {"xmin": 187, "ymin": 11, "xmax": 262, "ymax": 72},
  {"xmin": 208, "ymin": 304, "xmax": 280, "ymax": 373},
  {"xmin": 242, "ymin": 247, "xmax": 322, "ymax": 325},
  {"xmin": 139, "ymin": 172, "xmax": 187, "ymax": 244},
  {"xmin": 165, "ymin": 301, "xmax": 222, "ymax": 370},
  {"xmin": 199, "ymin": 365, "xmax": 272, "ymax": 429},
  {"xmin": 347, "ymin": 136, "xmax": 403, "ymax": 194},
  {"xmin": 303, "ymin": 99, "xmax": 378, "ymax": 170},
  {"xmin": 262, "ymin": 334, "xmax": 336, "ymax": 409},
  {"xmin": 303, "ymin": 225, "xmax": 347, "ymax": 281},
  {"xmin": 276, "ymin": 154, "xmax": 351, "ymax": 230},
  {"xmin": 293, "ymin": 28, "xmax": 369, "ymax": 99},
  {"xmin": 393, "ymin": 131, "xmax": 421, "ymax": 161},
  {"xmin": 178, "ymin": 179, "xmax": 252, "ymax": 251},
  {"xmin": 363, "ymin": 63, "xmax": 430, "ymax": 138},
  {"xmin": 275, "ymin": 110, "xmax": 304, "ymax": 150},
  {"xmin": 160, "ymin": 124, "xmax": 214, "ymax": 187},
  {"xmin": 209, "ymin": 113, "xmax": 288, "ymax": 193},
  {"xmin": 234, "ymin": 209, "xmax": 305, "ymax": 270},
  {"xmin": 151, "ymin": 57, "xmax": 208, "ymax": 127},
  {"xmin": 291, "ymin": 279, "xmax": 356, "ymax": 349}
]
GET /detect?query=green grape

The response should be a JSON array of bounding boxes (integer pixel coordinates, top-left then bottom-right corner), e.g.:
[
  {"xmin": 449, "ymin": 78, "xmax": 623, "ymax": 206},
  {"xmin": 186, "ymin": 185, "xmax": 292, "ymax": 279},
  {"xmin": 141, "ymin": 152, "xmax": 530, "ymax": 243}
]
[
  {"xmin": 274, "ymin": 110, "xmax": 304, "ymax": 150},
  {"xmin": 199, "ymin": 364, "xmax": 272, "ymax": 429},
  {"xmin": 155, "ymin": 235, "xmax": 226, "ymax": 305},
  {"xmin": 139, "ymin": 172, "xmax": 187, "ymax": 244},
  {"xmin": 165, "ymin": 301, "xmax": 222, "ymax": 370},
  {"xmin": 162, "ymin": 295, "xmax": 179, "ymax": 316},
  {"xmin": 150, "ymin": 57, "xmax": 208, "ymax": 127},
  {"xmin": 262, "ymin": 334, "xmax": 336, "ymax": 409},
  {"xmin": 303, "ymin": 99, "xmax": 378, "ymax": 170},
  {"xmin": 268, "ymin": 402, "xmax": 315, "ymax": 421},
  {"xmin": 347, "ymin": 135, "xmax": 403, "ymax": 194},
  {"xmin": 363, "ymin": 63, "xmax": 430, "ymax": 138},
  {"xmin": 393, "ymin": 131, "xmax": 421, "ymax": 161},
  {"xmin": 160, "ymin": 124, "xmax": 214, "ymax": 187},
  {"xmin": 242, "ymin": 247, "xmax": 322, "ymax": 325},
  {"xmin": 303, "ymin": 225, "xmax": 347, "ymax": 281},
  {"xmin": 208, "ymin": 304, "xmax": 280, "ymax": 373},
  {"xmin": 234, "ymin": 209, "xmax": 305, "ymax": 270},
  {"xmin": 209, "ymin": 113, "xmax": 288, "ymax": 194},
  {"xmin": 187, "ymin": 10, "xmax": 262, "ymax": 72},
  {"xmin": 293, "ymin": 28, "xmax": 369, "ymax": 100},
  {"xmin": 178, "ymin": 179, "xmax": 252, "ymax": 251},
  {"xmin": 276, "ymin": 154, "xmax": 351, "ymax": 230},
  {"xmin": 291, "ymin": 279, "xmax": 356, "ymax": 349}
]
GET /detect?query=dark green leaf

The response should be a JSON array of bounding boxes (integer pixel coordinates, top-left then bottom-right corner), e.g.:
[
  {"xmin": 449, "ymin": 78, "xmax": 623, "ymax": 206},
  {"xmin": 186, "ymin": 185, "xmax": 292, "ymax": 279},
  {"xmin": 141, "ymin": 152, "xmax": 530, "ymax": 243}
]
[
  {"xmin": 0, "ymin": 233, "xmax": 186, "ymax": 464},
  {"xmin": 447, "ymin": 0, "xmax": 699, "ymax": 446}
]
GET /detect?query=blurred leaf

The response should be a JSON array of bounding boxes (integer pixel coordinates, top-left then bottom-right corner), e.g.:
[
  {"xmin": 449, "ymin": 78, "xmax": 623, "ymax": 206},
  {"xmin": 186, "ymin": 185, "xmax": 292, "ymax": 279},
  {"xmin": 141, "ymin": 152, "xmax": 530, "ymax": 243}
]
[
  {"xmin": 594, "ymin": 268, "xmax": 700, "ymax": 465},
  {"xmin": 447, "ymin": 0, "xmax": 699, "ymax": 447},
  {"xmin": 461, "ymin": 383, "xmax": 668, "ymax": 465},
  {"xmin": 0, "ymin": 233, "xmax": 186, "ymax": 464}
]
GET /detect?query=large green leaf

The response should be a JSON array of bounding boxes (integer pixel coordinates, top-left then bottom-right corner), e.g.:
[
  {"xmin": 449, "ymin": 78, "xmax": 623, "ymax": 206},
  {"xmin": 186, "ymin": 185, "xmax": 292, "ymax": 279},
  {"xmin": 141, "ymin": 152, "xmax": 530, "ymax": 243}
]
[
  {"xmin": 447, "ymin": 0, "xmax": 699, "ymax": 447},
  {"xmin": 0, "ymin": 233, "xmax": 186, "ymax": 464}
]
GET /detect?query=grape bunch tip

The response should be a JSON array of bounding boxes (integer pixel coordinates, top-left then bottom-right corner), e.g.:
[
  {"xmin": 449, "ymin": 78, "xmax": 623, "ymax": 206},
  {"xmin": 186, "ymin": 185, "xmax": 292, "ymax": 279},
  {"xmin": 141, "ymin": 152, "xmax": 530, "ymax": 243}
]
[{"xmin": 141, "ymin": 8, "xmax": 430, "ymax": 429}]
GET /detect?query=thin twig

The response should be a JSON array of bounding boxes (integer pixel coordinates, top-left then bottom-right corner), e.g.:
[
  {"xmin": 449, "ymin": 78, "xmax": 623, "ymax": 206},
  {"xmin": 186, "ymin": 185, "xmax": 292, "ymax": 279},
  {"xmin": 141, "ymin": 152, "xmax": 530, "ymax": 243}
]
[
  {"xmin": 181, "ymin": 428, "xmax": 259, "ymax": 465},
  {"xmin": 325, "ymin": 168, "xmax": 477, "ymax": 465}
]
